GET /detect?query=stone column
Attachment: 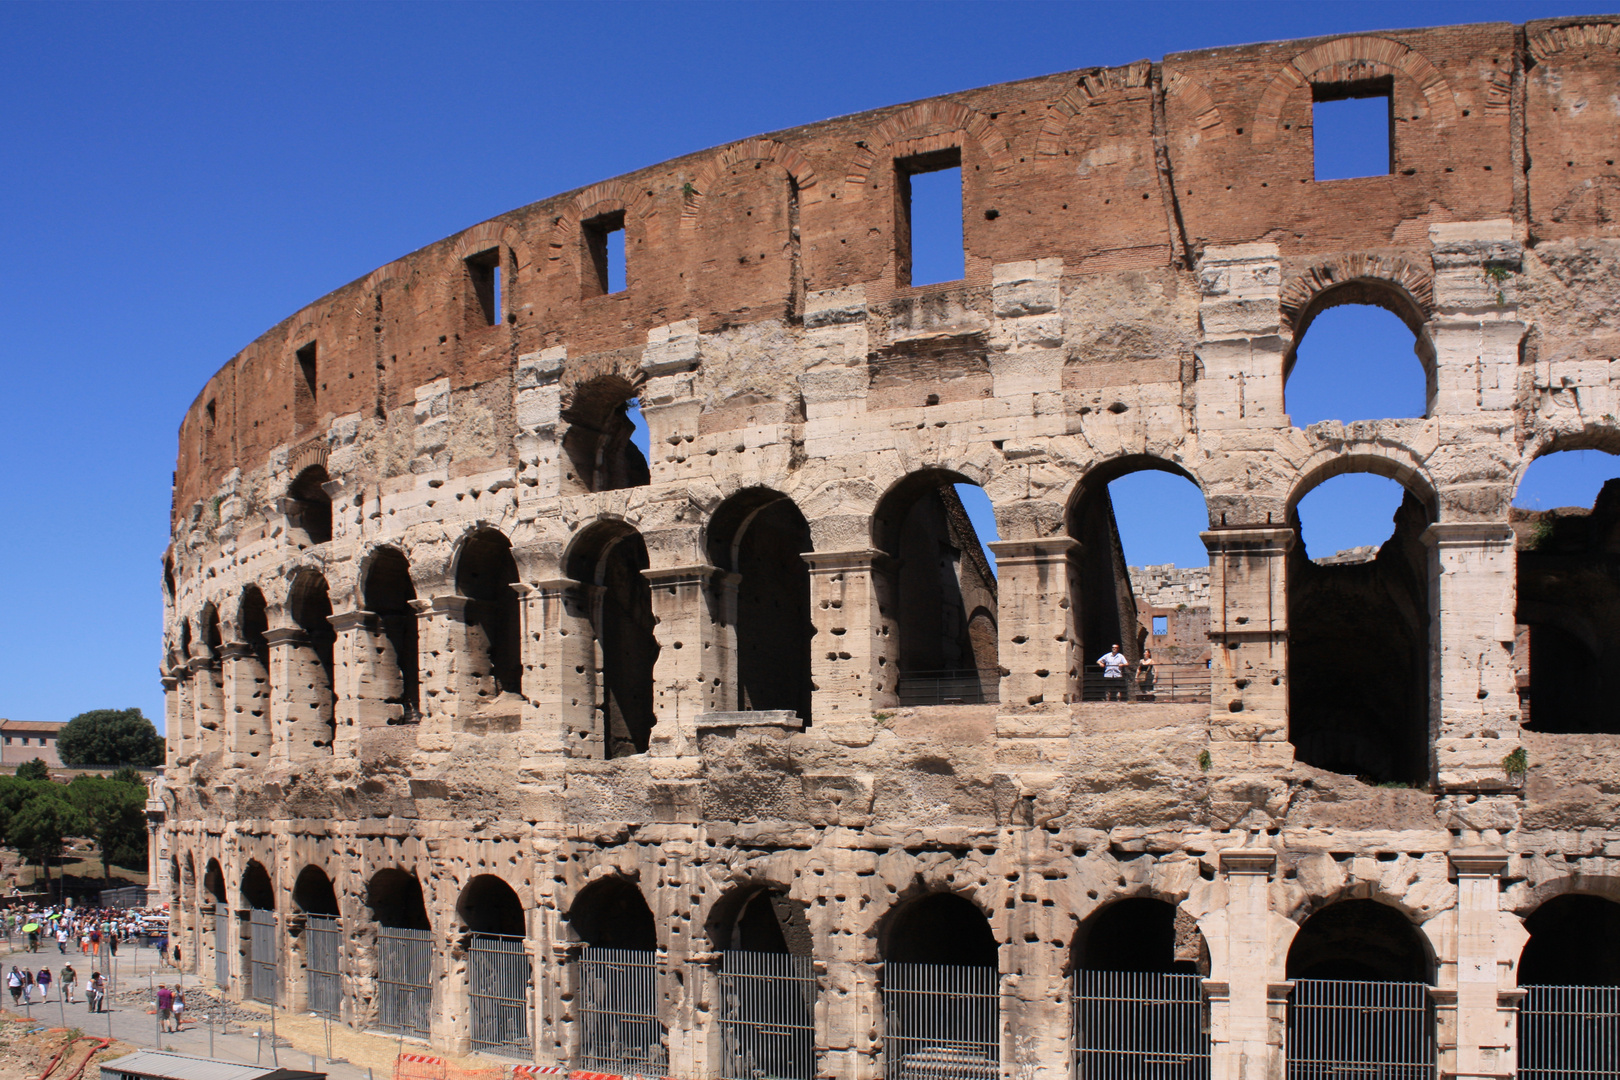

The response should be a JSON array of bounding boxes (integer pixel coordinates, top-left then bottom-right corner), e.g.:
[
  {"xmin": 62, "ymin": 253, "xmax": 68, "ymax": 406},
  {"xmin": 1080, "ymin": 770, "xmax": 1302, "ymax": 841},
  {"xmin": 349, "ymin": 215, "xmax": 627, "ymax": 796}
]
[
  {"xmin": 328, "ymin": 609, "xmax": 376, "ymax": 758},
  {"xmin": 987, "ymin": 537, "xmax": 1079, "ymax": 708},
  {"xmin": 220, "ymin": 642, "xmax": 271, "ymax": 762},
  {"xmin": 187, "ymin": 656, "xmax": 225, "ymax": 758},
  {"xmin": 642, "ymin": 563, "xmax": 729, "ymax": 755},
  {"xmin": 264, "ymin": 627, "xmax": 331, "ymax": 762},
  {"xmin": 1437, "ymin": 850, "xmax": 1519, "ymax": 1080},
  {"xmin": 172, "ymin": 670, "xmax": 195, "ymax": 765},
  {"xmin": 1206, "ymin": 850, "xmax": 1288, "ymax": 1080},
  {"xmin": 802, "ymin": 549, "xmax": 897, "ymax": 722},
  {"xmin": 161, "ymin": 675, "xmax": 181, "ymax": 765},
  {"xmin": 530, "ymin": 578, "xmax": 600, "ymax": 758},
  {"xmin": 413, "ymin": 595, "xmax": 469, "ymax": 748},
  {"xmin": 1424, "ymin": 523, "xmax": 1521, "ymax": 791},
  {"xmin": 1202, "ymin": 528, "xmax": 1294, "ymax": 767}
]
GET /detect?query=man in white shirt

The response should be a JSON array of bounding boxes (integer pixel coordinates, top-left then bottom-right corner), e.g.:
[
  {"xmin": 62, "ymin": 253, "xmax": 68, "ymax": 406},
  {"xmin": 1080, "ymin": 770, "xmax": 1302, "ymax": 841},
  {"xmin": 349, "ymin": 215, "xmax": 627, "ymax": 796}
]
[{"xmin": 1097, "ymin": 644, "xmax": 1130, "ymax": 701}]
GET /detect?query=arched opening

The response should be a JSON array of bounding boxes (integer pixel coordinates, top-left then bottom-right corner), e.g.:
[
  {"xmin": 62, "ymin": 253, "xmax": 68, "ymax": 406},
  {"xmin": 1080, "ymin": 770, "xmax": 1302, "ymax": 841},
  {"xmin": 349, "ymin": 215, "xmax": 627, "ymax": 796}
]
[
  {"xmin": 295, "ymin": 865, "xmax": 341, "ymax": 1019},
  {"xmin": 289, "ymin": 571, "xmax": 337, "ymax": 754},
  {"xmin": 458, "ymin": 875, "xmax": 530, "ymax": 1057},
  {"xmin": 710, "ymin": 886, "xmax": 816, "ymax": 1080},
  {"xmin": 205, "ymin": 857, "xmax": 230, "ymax": 988},
  {"xmin": 1286, "ymin": 899, "xmax": 1434, "ymax": 1077},
  {"xmin": 1286, "ymin": 288, "xmax": 1430, "ymax": 425},
  {"xmin": 881, "ymin": 893, "xmax": 999, "ymax": 1075},
  {"xmin": 1518, "ymin": 893, "xmax": 1620, "ymax": 1078},
  {"xmin": 195, "ymin": 604, "xmax": 224, "ymax": 754},
  {"xmin": 1288, "ymin": 472, "xmax": 1432, "ymax": 785},
  {"xmin": 235, "ymin": 586, "xmax": 271, "ymax": 758},
  {"xmin": 456, "ymin": 530, "xmax": 523, "ymax": 706},
  {"xmin": 570, "ymin": 877, "xmax": 666, "ymax": 1075},
  {"xmin": 1071, "ymin": 898, "xmax": 1208, "ymax": 1076},
  {"xmin": 364, "ymin": 547, "xmax": 420, "ymax": 723},
  {"xmin": 367, "ymin": 868, "xmax": 432, "ymax": 1039},
  {"xmin": 707, "ymin": 489, "xmax": 813, "ymax": 720},
  {"xmin": 873, "ymin": 471, "xmax": 999, "ymax": 706},
  {"xmin": 240, "ymin": 859, "xmax": 278, "ymax": 1004},
  {"xmin": 567, "ymin": 522, "xmax": 659, "ymax": 758},
  {"xmin": 1513, "ymin": 450, "xmax": 1620, "ymax": 733},
  {"xmin": 288, "ymin": 465, "xmax": 333, "ymax": 545},
  {"xmin": 562, "ymin": 376, "xmax": 650, "ymax": 494},
  {"xmin": 1068, "ymin": 460, "xmax": 1210, "ymax": 703}
]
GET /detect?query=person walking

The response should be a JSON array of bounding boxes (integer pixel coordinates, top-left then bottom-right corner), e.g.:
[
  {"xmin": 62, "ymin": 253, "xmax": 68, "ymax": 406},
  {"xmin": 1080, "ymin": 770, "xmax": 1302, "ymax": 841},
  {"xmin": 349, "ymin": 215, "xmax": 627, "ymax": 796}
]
[
  {"xmin": 107, "ymin": 934, "xmax": 117, "ymax": 958},
  {"xmin": 55, "ymin": 925, "xmax": 67, "ymax": 954},
  {"xmin": 59, "ymin": 964, "xmax": 75, "ymax": 1005},
  {"xmin": 88, "ymin": 928, "xmax": 100, "ymax": 957},
  {"xmin": 1096, "ymin": 643, "xmax": 1131, "ymax": 701},
  {"xmin": 86, "ymin": 971, "xmax": 103, "ymax": 1014},
  {"xmin": 7, "ymin": 966, "xmax": 21, "ymax": 1006},
  {"xmin": 171, "ymin": 986, "xmax": 185, "ymax": 1029},
  {"xmin": 21, "ymin": 968, "xmax": 33, "ymax": 1004},
  {"xmin": 155, "ymin": 983, "xmax": 173, "ymax": 1033},
  {"xmin": 35, "ymin": 967, "xmax": 50, "ymax": 1003}
]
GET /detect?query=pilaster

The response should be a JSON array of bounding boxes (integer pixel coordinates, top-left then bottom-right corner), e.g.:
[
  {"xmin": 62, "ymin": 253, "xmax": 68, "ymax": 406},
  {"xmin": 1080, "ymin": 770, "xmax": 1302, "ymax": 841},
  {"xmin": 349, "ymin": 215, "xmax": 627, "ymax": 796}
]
[
  {"xmin": 987, "ymin": 537, "xmax": 1080, "ymax": 707},
  {"xmin": 1208, "ymin": 849, "xmax": 1286, "ymax": 1080},
  {"xmin": 186, "ymin": 656, "xmax": 225, "ymax": 758},
  {"xmin": 802, "ymin": 549, "xmax": 897, "ymax": 723},
  {"xmin": 641, "ymin": 563, "xmax": 728, "ymax": 756},
  {"xmin": 219, "ymin": 641, "xmax": 270, "ymax": 761},
  {"xmin": 1202, "ymin": 528, "xmax": 1293, "ymax": 767},
  {"xmin": 1439, "ymin": 851, "xmax": 1516, "ymax": 1080}
]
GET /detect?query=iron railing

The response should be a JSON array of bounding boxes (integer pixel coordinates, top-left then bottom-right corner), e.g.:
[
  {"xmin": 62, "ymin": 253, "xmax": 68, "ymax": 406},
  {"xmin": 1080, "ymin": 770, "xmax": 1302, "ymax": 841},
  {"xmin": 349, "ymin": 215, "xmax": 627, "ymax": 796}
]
[
  {"xmin": 249, "ymin": 907, "xmax": 278, "ymax": 1004},
  {"xmin": 1520, "ymin": 984, "xmax": 1620, "ymax": 1080},
  {"xmin": 882, "ymin": 962, "xmax": 999, "ymax": 1080},
  {"xmin": 1286, "ymin": 979, "xmax": 1434, "ymax": 1080},
  {"xmin": 212, "ymin": 909, "xmax": 230, "ymax": 989},
  {"xmin": 717, "ymin": 950, "xmax": 817, "ymax": 1080},
  {"xmin": 377, "ymin": 925, "xmax": 433, "ymax": 1040},
  {"xmin": 306, "ymin": 915, "xmax": 341, "ymax": 1018},
  {"xmin": 1081, "ymin": 666, "xmax": 1210, "ymax": 704},
  {"xmin": 469, "ymin": 932, "xmax": 531, "ymax": 1059},
  {"xmin": 1073, "ymin": 970, "xmax": 1208, "ymax": 1079},
  {"xmin": 897, "ymin": 670, "xmax": 1000, "ymax": 707},
  {"xmin": 578, "ymin": 947, "xmax": 666, "ymax": 1076}
]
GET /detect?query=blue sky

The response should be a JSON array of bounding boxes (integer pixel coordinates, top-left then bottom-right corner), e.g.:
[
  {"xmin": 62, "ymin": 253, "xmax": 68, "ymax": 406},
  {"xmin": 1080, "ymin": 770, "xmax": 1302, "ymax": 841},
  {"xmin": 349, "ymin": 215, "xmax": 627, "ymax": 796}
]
[{"xmin": 1, "ymin": 1, "xmax": 1613, "ymax": 729}]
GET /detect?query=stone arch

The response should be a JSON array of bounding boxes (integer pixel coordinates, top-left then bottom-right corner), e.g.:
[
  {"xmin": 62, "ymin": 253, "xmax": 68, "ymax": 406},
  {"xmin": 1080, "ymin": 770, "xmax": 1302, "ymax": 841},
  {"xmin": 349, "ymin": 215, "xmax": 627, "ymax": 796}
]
[
  {"xmin": 367, "ymin": 867, "xmax": 430, "ymax": 931},
  {"xmin": 204, "ymin": 857, "xmax": 227, "ymax": 905},
  {"xmin": 705, "ymin": 881, "xmax": 813, "ymax": 955},
  {"xmin": 233, "ymin": 585, "xmax": 272, "ymax": 759},
  {"xmin": 1518, "ymin": 890, "xmax": 1620, "ymax": 985},
  {"xmin": 240, "ymin": 859, "xmax": 275, "ymax": 911},
  {"xmin": 442, "ymin": 223, "xmax": 538, "ymax": 327},
  {"xmin": 293, "ymin": 865, "xmax": 339, "ymax": 916},
  {"xmin": 456, "ymin": 874, "xmax": 526, "ymax": 937},
  {"xmin": 287, "ymin": 464, "xmax": 333, "ymax": 546},
  {"xmin": 1285, "ymin": 896, "xmax": 1435, "ymax": 982},
  {"xmin": 844, "ymin": 99, "xmax": 1015, "ymax": 197},
  {"xmin": 453, "ymin": 527, "xmax": 523, "ymax": 701},
  {"xmin": 566, "ymin": 875, "xmax": 657, "ymax": 950},
  {"xmin": 1284, "ymin": 449, "xmax": 1439, "ymax": 522},
  {"xmin": 361, "ymin": 545, "xmax": 420, "ymax": 722},
  {"xmin": 1162, "ymin": 72, "xmax": 1229, "ymax": 142},
  {"xmin": 1253, "ymin": 35, "xmax": 1459, "ymax": 145},
  {"xmin": 560, "ymin": 373, "xmax": 649, "ymax": 495},
  {"xmin": 287, "ymin": 568, "xmax": 337, "ymax": 754},
  {"xmin": 681, "ymin": 137, "xmax": 819, "ymax": 228},
  {"xmin": 1281, "ymin": 260, "xmax": 1434, "ymax": 344},
  {"xmin": 880, "ymin": 889, "xmax": 999, "ymax": 967},
  {"xmin": 565, "ymin": 518, "xmax": 658, "ymax": 758}
]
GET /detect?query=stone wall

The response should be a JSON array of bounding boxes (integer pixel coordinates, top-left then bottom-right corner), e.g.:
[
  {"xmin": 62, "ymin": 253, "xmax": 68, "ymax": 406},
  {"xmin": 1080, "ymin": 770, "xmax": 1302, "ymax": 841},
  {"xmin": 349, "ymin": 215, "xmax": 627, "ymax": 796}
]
[{"xmin": 159, "ymin": 18, "xmax": 1620, "ymax": 1080}]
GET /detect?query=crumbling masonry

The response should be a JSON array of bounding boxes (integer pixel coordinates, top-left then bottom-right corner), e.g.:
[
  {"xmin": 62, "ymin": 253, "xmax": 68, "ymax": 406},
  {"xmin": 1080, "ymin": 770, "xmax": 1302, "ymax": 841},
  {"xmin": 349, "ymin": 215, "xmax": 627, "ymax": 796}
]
[{"xmin": 159, "ymin": 18, "xmax": 1620, "ymax": 1080}]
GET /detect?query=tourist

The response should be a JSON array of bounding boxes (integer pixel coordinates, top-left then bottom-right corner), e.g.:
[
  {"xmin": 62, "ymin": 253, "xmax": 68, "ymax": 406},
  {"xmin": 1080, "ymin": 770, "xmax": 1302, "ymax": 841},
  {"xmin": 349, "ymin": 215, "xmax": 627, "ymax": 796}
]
[
  {"xmin": 55, "ymin": 925, "xmax": 67, "ymax": 954},
  {"xmin": 1138, "ymin": 647, "xmax": 1156, "ymax": 693},
  {"xmin": 171, "ymin": 986, "xmax": 185, "ymax": 1029},
  {"xmin": 7, "ymin": 966, "xmax": 20, "ymax": 1006},
  {"xmin": 35, "ymin": 967, "xmax": 51, "ymax": 1002},
  {"xmin": 86, "ymin": 971, "xmax": 103, "ymax": 1014},
  {"xmin": 59, "ymin": 964, "xmax": 75, "ymax": 1005},
  {"xmin": 156, "ymin": 983, "xmax": 173, "ymax": 1033},
  {"xmin": 1097, "ymin": 644, "xmax": 1130, "ymax": 701},
  {"xmin": 21, "ymin": 968, "xmax": 33, "ymax": 1004}
]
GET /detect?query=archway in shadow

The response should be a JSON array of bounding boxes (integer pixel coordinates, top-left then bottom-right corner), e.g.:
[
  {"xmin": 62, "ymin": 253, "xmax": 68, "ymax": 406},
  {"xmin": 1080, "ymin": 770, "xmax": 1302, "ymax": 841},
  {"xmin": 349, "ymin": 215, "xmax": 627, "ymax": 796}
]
[
  {"xmin": 1070, "ymin": 898, "xmax": 1207, "ymax": 1074},
  {"xmin": 881, "ymin": 893, "xmax": 999, "ymax": 1073},
  {"xmin": 873, "ymin": 471, "xmax": 999, "ymax": 706},
  {"xmin": 204, "ymin": 857, "xmax": 230, "ymax": 988},
  {"xmin": 709, "ymin": 886, "xmax": 812, "ymax": 956},
  {"xmin": 235, "ymin": 586, "xmax": 271, "ymax": 758},
  {"xmin": 1513, "ymin": 450, "xmax": 1620, "ymax": 733},
  {"xmin": 708, "ymin": 886, "xmax": 816, "ymax": 1080},
  {"xmin": 569, "ymin": 877, "xmax": 665, "ymax": 1075},
  {"xmin": 1287, "ymin": 899, "xmax": 1430, "ymax": 982},
  {"xmin": 567, "ymin": 523, "xmax": 659, "ymax": 758},
  {"xmin": 562, "ymin": 376, "xmax": 650, "ymax": 494},
  {"xmin": 1072, "ymin": 897, "xmax": 1201, "ymax": 974},
  {"xmin": 1520, "ymin": 893, "xmax": 1620, "ymax": 986},
  {"xmin": 568, "ymin": 877, "xmax": 657, "ymax": 951},
  {"xmin": 458, "ymin": 875, "xmax": 530, "ymax": 1056},
  {"xmin": 364, "ymin": 547, "xmax": 420, "ymax": 722},
  {"xmin": 294, "ymin": 865, "xmax": 341, "ymax": 1016},
  {"xmin": 456, "ymin": 530, "xmax": 523, "ymax": 704},
  {"xmin": 708, "ymin": 489, "xmax": 813, "ymax": 720},
  {"xmin": 1518, "ymin": 893, "xmax": 1620, "ymax": 1077},
  {"xmin": 1286, "ymin": 286, "xmax": 1431, "ymax": 425},
  {"xmin": 293, "ymin": 866, "xmax": 339, "ymax": 915},
  {"xmin": 288, "ymin": 465, "xmax": 333, "ymax": 545},
  {"xmin": 240, "ymin": 859, "xmax": 277, "ymax": 1003},
  {"xmin": 241, "ymin": 861, "xmax": 275, "ymax": 911},
  {"xmin": 366, "ymin": 868, "xmax": 432, "ymax": 1038},
  {"xmin": 1288, "ymin": 472, "xmax": 1432, "ymax": 784},
  {"xmin": 289, "ymin": 570, "xmax": 337, "ymax": 753}
]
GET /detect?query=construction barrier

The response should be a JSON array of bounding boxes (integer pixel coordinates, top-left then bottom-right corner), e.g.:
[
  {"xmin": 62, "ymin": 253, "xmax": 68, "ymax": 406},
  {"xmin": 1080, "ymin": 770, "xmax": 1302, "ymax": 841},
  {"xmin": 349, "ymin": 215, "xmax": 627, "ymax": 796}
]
[{"xmin": 397, "ymin": 1054, "xmax": 667, "ymax": 1080}]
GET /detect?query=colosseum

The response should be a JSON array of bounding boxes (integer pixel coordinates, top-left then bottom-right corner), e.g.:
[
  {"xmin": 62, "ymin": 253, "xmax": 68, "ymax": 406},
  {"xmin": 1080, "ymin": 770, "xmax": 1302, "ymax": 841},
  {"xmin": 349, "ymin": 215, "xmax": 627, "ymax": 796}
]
[{"xmin": 157, "ymin": 16, "xmax": 1620, "ymax": 1080}]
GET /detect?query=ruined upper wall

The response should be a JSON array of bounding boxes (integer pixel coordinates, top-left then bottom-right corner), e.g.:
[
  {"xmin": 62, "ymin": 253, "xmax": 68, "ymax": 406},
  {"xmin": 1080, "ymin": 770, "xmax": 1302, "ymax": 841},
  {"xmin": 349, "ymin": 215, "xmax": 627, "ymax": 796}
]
[{"xmin": 173, "ymin": 18, "xmax": 1620, "ymax": 518}]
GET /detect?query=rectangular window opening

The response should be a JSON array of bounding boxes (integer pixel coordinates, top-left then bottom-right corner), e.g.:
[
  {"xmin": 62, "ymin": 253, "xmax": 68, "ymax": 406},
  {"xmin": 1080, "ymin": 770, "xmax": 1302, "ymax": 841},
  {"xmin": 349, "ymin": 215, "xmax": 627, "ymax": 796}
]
[
  {"xmin": 1312, "ymin": 80, "xmax": 1393, "ymax": 181},
  {"xmin": 1153, "ymin": 615, "xmax": 1169, "ymax": 636},
  {"xmin": 896, "ymin": 148, "xmax": 964, "ymax": 287},
  {"xmin": 582, "ymin": 212, "xmax": 627, "ymax": 297},
  {"xmin": 296, "ymin": 342, "xmax": 318, "ymax": 406},
  {"xmin": 467, "ymin": 248, "xmax": 502, "ymax": 325}
]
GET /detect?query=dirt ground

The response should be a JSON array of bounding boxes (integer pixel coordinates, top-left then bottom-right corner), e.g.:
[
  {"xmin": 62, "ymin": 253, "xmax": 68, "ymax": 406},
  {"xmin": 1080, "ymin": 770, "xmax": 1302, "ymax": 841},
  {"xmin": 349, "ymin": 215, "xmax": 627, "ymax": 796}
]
[{"xmin": 0, "ymin": 1015, "xmax": 140, "ymax": 1080}]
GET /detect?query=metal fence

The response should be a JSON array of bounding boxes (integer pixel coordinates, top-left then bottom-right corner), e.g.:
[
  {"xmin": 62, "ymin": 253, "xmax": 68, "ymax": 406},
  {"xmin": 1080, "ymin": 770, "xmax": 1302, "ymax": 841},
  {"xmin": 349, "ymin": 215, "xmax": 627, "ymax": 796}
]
[
  {"xmin": 212, "ymin": 909, "xmax": 230, "ymax": 989},
  {"xmin": 717, "ymin": 950, "xmax": 817, "ymax": 1080},
  {"xmin": 577, "ymin": 947, "xmax": 666, "ymax": 1076},
  {"xmin": 99, "ymin": 885, "xmax": 147, "ymax": 909},
  {"xmin": 377, "ymin": 925, "xmax": 434, "ymax": 1040},
  {"xmin": 249, "ymin": 907, "xmax": 278, "ymax": 1004},
  {"xmin": 306, "ymin": 916, "xmax": 342, "ymax": 1019},
  {"xmin": 897, "ymin": 669, "xmax": 1000, "ymax": 707},
  {"xmin": 1520, "ymin": 984, "xmax": 1620, "ymax": 1080},
  {"xmin": 1081, "ymin": 666, "xmax": 1210, "ymax": 704},
  {"xmin": 882, "ymin": 962, "xmax": 999, "ymax": 1080},
  {"xmin": 469, "ymin": 933, "xmax": 531, "ymax": 1059},
  {"xmin": 1073, "ymin": 970, "xmax": 1208, "ymax": 1080},
  {"xmin": 1286, "ymin": 979, "xmax": 1434, "ymax": 1080}
]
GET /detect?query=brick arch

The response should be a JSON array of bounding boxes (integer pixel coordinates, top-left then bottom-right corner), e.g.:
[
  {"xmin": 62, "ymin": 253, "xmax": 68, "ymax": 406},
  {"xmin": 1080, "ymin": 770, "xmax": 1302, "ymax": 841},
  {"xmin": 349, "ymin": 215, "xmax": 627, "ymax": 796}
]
[
  {"xmin": 547, "ymin": 179, "xmax": 658, "ymax": 286},
  {"xmin": 1280, "ymin": 254, "xmax": 1434, "ymax": 342},
  {"xmin": 1528, "ymin": 21, "xmax": 1620, "ymax": 62},
  {"xmin": 1253, "ymin": 35, "xmax": 1458, "ymax": 145},
  {"xmin": 843, "ymin": 100, "xmax": 1014, "ymax": 198},
  {"xmin": 1162, "ymin": 72, "xmax": 1229, "ymax": 142},
  {"xmin": 1036, "ymin": 61, "xmax": 1155, "ymax": 157},
  {"xmin": 681, "ymin": 137, "xmax": 819, "ymax": 230}
]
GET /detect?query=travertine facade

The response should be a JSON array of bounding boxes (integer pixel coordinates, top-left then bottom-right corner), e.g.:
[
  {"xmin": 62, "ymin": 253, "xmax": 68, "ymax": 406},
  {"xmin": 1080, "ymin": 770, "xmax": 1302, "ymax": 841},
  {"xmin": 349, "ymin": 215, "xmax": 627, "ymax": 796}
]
[{"xmin": 161, "ymin": 18, "xmax": 1620, "ymax": 1080}]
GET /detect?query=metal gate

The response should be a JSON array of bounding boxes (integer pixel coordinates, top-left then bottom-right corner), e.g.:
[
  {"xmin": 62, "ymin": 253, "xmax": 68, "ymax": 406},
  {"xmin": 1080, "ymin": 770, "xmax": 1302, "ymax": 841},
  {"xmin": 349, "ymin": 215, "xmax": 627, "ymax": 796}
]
[
  {"xmin": 248, "ymin": 908, "xmax": 278, "ymax": 1004},
  {"xmin": 306, "ymin": 916, "xmax": 341, "ymax": 1019},
  {"xmin": 577, "ymin": 947, "xmax": 666, "ymax": 1075},
  {"xmin": 1073, "ymin": 971, "xmax": 1208, "ymax": 1079},
  {"xmin": 377, "ymin": 926, "xmax": 433, "ymax": 1039},
  {"xmin": 1286, "ymin": 979, "xmax": 1434, "ymax": 1080},
  {"xmin": 1520, "ymin": 984, "xmax": 1620, "ymax": 1080},
  {"xmin": 469, "ymin": 933, "xmax": 530, "ymax": 1059},
  {"xmin": 212, "ymin": 909, "xmax": 230, "ymax": 989},
  {"xmin": 882, "ymin": 962, "xmax": 999, "ymax": 1080},
  {"xmin": 717, "ymin": 950, "xmax": 817, "ymax": 1080}
]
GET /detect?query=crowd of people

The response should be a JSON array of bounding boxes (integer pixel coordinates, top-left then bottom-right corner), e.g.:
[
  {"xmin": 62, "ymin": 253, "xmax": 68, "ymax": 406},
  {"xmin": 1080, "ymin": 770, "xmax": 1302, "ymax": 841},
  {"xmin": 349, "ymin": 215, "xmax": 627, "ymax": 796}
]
[{"xmin": 0, "ymin": 901, "xmax": 169, "ymax": 1014}]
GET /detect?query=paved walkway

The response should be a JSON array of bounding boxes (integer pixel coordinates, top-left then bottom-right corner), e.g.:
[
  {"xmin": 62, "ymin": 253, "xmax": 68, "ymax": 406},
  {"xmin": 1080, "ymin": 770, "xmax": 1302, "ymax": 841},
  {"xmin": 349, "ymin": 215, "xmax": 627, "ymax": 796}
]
[{"xmin": 0, "ymin": 939, "xmax": 517, "ymax": 1080}]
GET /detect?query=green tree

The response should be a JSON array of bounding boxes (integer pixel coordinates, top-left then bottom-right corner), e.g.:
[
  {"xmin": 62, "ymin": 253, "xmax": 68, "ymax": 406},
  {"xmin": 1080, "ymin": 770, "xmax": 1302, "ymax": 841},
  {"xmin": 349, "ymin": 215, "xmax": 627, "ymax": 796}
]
[
  {"xmin": 9, "ymin": 789, "xmax": 83, "ymax": 897},
  {"xmin": 56, "ymin": 709, "xmax": 163, "ymax": 768},
  {"xmin": 108, "ymin": 765, "xmax": 145, "ymax": 787},
  {"xmin": 67, "ymin": 776, "xmax": 148, "ymax": 880},
  {"xmin": 15, "ymin": 758, "xmax": 49, "ymax": 781}
]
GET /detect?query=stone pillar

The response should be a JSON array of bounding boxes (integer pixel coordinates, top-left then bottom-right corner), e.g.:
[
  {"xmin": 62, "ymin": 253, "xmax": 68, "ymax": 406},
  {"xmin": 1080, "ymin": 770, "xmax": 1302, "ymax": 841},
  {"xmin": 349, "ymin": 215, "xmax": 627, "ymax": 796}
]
[
  {"xmin": 642, "ymin": 563, "xmax": 729, "ymax": 755},
  {"xmin": 802, "ymin": 549, "xmax": 897, "ymax": 721},
  {"xmin": 1424, "ymin": 523, "xmax": 1521, "ymax": 791},
  {"xmin": 188, "ymin": 657, "xmax": 225, "ymax": 758},
  {"xmin": 1195, "ymin": 244, "xmax": 1287, "ymax": 431},
  {"xmin": 530, "ymin": 578, "xmax": 602, "ymax": 758},
  {"xmin": 414, "ymin": 595, "xmax": 468, "ymax": 746},
  {"xmin": 1202, "ymin": 528, "xmax": 1294, "ymax": 766},
  {"xmin": 144, "ymin": 772, "xmax": 165, "ymax": 907},
  {"xmin": 987, "ymin": 537, "xmax": 1080, "ymax": 708},
  {"xmin": 513, "ymin": 347, "xmax": 565, "ymax": 516},
  {"xmin": 161, "ymin": 675, "xmax": 181, "ymax": 766},
  {"xmin": 1206, "ymin": 850, "xmax": 1288, "ymax": 1080},
  {"xmin": 1436, "ymin": 850, "xmax": 1519, "ymax": 1080},
  {"xmin": 264, "ymin": 627, "xmax": 332, "ymax": 762},
  {"xmin": 174, "ymin": 670, "xmax": 195, "ymax": 765},
  {"xmin": 329, "ymin": 610, "xmax": 378, "ymax": 758},
  {"xmin": 220, "ymin": 642, "xmax": 271, "ymax": 761}
]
